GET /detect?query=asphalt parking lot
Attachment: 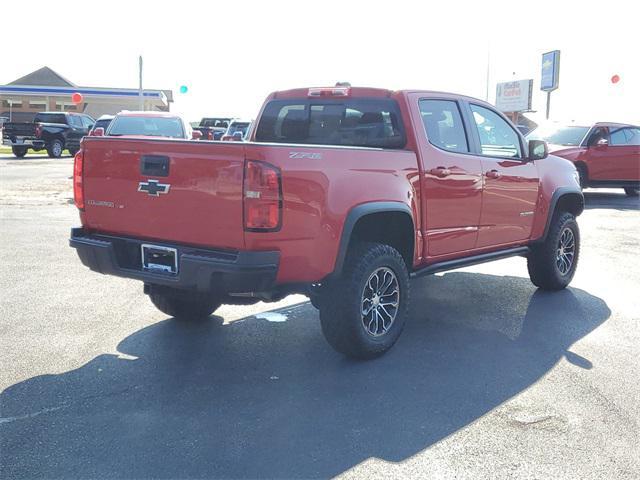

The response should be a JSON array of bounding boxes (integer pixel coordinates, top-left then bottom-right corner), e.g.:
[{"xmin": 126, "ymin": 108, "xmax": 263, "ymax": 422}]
[{"xmin": 1, "ymin": 155, "xmax": 639, "ymax": 479}]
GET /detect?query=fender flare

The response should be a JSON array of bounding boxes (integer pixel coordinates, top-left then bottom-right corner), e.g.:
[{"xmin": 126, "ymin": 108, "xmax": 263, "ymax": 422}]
[
  {"xmin": 332, "ymin": 201, "xmax": 414, "ymax": 277},
  {"xmin": 539, "ymin": 186, "xmax": 584, "ymax": 242}
]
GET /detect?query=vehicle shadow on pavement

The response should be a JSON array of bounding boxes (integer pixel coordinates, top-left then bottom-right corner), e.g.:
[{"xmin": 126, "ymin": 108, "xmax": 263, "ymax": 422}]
[
  {"xmin": 583, "ymin": 191, "xmax": 640, "ymax": 211},
  {"xmin": 1, "ymin": 273, "xmax": 610, "ymax": 479}
]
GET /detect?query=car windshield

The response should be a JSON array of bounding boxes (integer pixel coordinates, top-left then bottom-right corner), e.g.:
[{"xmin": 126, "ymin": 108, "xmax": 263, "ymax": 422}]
[
  {"xmin": 255, "ymin": 98, "xmax": 406, "ymax": 149},
  {"xmin": 108, "ymin": 116, "xmax": 184, "ymax": 138},
  {"xmin": 526, "ymin": 125, "xmax": 590, "ymax": 146}
]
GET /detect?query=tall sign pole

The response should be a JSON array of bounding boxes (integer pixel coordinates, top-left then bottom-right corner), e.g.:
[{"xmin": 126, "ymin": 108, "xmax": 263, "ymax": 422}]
[
  {"xmin": 540, "ymin": 50, "xmax": 560, "ymax": 120},
  {"xmin": 138, "ymin": 56, "xmax": 144, "ymax": 111}
]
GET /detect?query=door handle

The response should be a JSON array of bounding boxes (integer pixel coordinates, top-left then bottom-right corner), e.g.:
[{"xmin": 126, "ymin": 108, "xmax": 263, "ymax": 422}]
[
  {"xmin": 485, "ymin": 169, "xmax": 501, "ymax": 179},
  {"xmin": 429, "ymin": 167, "xmax": 451, "ymax": 178}
]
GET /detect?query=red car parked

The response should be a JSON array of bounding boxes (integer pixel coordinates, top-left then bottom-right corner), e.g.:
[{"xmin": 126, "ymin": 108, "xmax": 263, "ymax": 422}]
[
  {"xmin": 70, "ymin": 86, "xmax": 583, "ymax": 359},
  {"xmin": 528, "ymin": 122, "xmax": 640, "ymax": 196}
]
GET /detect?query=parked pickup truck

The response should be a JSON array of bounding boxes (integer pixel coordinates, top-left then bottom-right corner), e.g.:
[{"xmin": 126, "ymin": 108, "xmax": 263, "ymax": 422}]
[
  {"xmin": 2, "ymin": 112, "xmax": 95, "ymax": 158},
  {"xmin": 70, "ymin": 86, "xmax": 584, "ymax": 359},
  {"xmin": 192, "ymin": 117, "xmax": 232, "ymax": 140}
]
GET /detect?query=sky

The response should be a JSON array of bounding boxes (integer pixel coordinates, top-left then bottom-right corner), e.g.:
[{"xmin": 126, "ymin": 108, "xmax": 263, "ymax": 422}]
[{"xmin": 3, "ymin": 0, "xmax": 639, "ymax": 125}]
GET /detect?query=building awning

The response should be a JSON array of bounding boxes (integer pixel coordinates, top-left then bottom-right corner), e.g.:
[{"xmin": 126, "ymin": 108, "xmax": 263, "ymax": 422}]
[{"xmin": 0, "ymin": 84, "xmax": 168, "ymax": 107}]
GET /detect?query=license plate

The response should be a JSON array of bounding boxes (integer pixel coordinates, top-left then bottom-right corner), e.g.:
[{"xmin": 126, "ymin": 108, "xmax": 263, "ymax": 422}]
[{"xmin": 141, "ymin": 244, "xmax": 178, "ymax": 274}]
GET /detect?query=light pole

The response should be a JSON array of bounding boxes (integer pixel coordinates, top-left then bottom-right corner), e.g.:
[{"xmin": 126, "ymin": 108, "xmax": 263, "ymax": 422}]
[
  {"xmin": 8, "ymin": 99, "xmax": 12, "ymax": 121},
  {"xmin": 138, "ymin": 56, "xmax": 144, "ymax": 111}
]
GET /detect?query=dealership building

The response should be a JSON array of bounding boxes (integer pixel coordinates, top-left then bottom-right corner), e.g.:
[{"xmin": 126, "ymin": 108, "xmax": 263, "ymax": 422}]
[{"xmin": 0, "ymin": 66, "xmax": 173, "ymax": 122}]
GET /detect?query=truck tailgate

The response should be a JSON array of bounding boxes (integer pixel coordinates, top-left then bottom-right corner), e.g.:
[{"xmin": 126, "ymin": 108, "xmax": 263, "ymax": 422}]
[{"xmin": 81, "ymin": 137, "xmax": 246, "ymax": 250}]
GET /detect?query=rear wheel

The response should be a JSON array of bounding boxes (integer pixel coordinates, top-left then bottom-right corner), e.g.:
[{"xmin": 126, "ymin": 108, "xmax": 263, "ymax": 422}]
[
  {"xmin": 148, "ymin": 287, "xmax": 222, "ymax": 320},
  {"xmin": 12, "ymin": 146, "xmax": 27, "ymax": 158},
  {"xmin": 319, "ymin": 242, "xmax": 410, "ymax": 359},
  {"xmin": 527, "ymin": 211, "xmax": 580, "ymax": 290},
  {"xmin": 47, "ymin": 139, "xmax": 63, "ymax": 158},
  {"xmin": 624, "ymin": 187, "xmax": 639, "ymax": 197}
]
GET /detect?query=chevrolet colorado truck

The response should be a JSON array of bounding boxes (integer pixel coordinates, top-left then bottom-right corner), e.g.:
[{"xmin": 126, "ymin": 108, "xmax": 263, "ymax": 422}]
[
  {"xmin": 70, "ymin": 86, "xmax": 584, "ymax": 359},
  {"xmin": 2, "ymin": 112, "xmax": 95, "ymax": 158}
]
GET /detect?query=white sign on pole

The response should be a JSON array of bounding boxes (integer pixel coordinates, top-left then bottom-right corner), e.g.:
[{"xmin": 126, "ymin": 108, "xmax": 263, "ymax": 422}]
[{"xmin": 495, "ymin": 79, "xmax": 533, "ymax": 113}]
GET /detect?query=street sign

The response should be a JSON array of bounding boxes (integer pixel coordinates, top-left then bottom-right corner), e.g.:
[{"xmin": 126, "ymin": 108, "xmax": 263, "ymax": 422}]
[
  {"xmin": 541, "ymin": 50, "xmax": 560, "ymax": 91},
  {"xmin": 496, "ymin": 79, "xmax": 533, "ymax": 112}
]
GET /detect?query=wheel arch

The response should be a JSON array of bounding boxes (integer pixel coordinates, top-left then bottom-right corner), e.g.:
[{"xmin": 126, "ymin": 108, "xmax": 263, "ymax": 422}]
[
  {"xmin": 332, "ymin": 202, "xmax": 415, "ymax": 277},
  {"xmin": 574, "ymin": 161, "xmax": 588, "ymax": 186},
  {"xmin": 540, "ymin": 187, "xmax": 584, "ymax": 242}
]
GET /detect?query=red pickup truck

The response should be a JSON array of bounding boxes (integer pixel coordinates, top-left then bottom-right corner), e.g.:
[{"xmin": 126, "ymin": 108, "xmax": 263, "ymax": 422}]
[{"xmin": 70, "ymin": 86, "xmax": 584, "ymax": 359}]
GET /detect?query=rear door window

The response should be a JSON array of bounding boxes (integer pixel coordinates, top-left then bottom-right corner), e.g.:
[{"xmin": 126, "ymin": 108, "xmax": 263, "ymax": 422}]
[
  {"xmin": 68, "ymin": 115, "xmax": 83, "ymax": 128},
  {"xmin": 419, "ymin": 99, "xmax": 469, "ymax": 153},
  {"xmin": 255, "ymin": 98, "xmax": 406, "ymax": 148},
  {"xmin": 609, "ymin": 127, "xmax": 640, "ymax": 146}
]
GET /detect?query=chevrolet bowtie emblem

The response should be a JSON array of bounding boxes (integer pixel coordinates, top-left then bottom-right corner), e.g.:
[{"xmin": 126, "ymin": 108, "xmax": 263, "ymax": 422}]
[{"xmin": 138, "ymin": 179, "xmax": 170, "ymax": 196}]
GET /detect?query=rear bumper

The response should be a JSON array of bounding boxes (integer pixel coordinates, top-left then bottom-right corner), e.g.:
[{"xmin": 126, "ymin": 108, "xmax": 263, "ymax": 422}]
[
  {"xmin": 69, "ymin": 228, "xmax": 279, "ymax": 293},
  {"xmin": 3, "ymin": 138, "xmax": 45, "ymax": 149}
]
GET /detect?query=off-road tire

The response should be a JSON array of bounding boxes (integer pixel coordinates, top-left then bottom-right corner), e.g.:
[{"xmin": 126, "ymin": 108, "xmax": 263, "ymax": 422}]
[
  {"xmin": 319, "ymin": 242, "xmax": 410, "ymax": 359},
  {"xmin": 527, "ymin": 211, "xmax": 580, "ymax": 291},
  {"xmin": 47, "ymin": 139, "xmax": 63, "ymax": 158},
  {"xmin": 12, "ymin": 146, "xmax": 27, "ymax": 158},
  {"xmin": 624, "ymin": 187, "xmax": 639, "ymax": 197},
  {"xmin": 148, "ymin": 288, "xmax": 222, "ymax": 320}
]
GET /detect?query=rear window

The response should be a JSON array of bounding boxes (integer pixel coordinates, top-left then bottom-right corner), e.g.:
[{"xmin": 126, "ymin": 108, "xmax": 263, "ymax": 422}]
[
  {"xmin": 255, "ymin": 98, "xmax": 406, "ymax": 149},
  {"xmin": 34, "ymin": 113, "xmax": 67, "ymax": 124},
  {"xmin": 108, "ymin": 116, "xmax": 185, "ymax": 138}
]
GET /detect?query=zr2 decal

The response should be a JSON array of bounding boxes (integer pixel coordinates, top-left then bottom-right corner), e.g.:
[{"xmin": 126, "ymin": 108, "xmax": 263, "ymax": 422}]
[{"xmin": 289, "ymin": 152, "xmax": 322, "ymax": 160}]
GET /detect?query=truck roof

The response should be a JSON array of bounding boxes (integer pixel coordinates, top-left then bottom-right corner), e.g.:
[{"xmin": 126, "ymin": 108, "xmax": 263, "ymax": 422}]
[
  {"xmin": 116, "ymin": 111, "xmax": 180, "ymax": 118},
  {"xmin": 269, "ymin": 86, "xmax": 497, "ymax": 108}
]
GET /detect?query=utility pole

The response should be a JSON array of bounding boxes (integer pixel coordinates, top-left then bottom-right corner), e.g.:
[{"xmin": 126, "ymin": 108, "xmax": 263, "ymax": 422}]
[
  {"xmin": 138, "ymin": 56, "xmax": 144, "ymax": 111},
  {"xmin": 8, "ymin": 99, "xmax": 12, "ymax": 121},
  {"xmin": 485, "ymin": 45, "xmax": 491, "ymax": 102}
]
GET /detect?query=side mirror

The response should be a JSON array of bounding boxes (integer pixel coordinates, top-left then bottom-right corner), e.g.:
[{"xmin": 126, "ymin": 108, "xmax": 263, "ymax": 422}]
[
  {"xmin": 91, "ymin": 127, "xmax": 105, "ymax": 137},
  {"xmin": 595, "ymin": 137, "xmax": 608, "ymax": 148},
  {"xmin": 528, "ymin": 139, "xmax": 548, "ymax": 160},
  {"xmin": 191, "ymin": 130, "xmax": 202, "ymax": 140}
]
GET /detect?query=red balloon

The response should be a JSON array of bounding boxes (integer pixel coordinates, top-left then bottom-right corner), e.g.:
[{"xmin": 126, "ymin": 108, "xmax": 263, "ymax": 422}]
[
  {"xmin": 611, "ymin": 75, "xmax": 620, "ymax": 84},
  {"xmin": 71, "ymin": 92, "xmax": 84, "ymax": 104}
]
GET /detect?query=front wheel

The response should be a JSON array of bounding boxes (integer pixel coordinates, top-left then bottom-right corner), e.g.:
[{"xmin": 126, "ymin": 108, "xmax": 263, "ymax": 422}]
[
  {"xmin": 12, "ymin": 146, "xmax": 28, "ymax": 158},
  {"xmin": 624, "ymin": 187, "xmax": 639, "ymax": 197},
  {"xmin": 527, "ymin": 211, "xmax": 580, "ymax": 290},
  {"xmin": 47, "ymin": 139, "xmax": 63, "ymax": 158},
  {"xmin": 319, "ymin": 242, "xmax": 410, "ymax": 359},
  {"xmin": 148, "ymin": 287, "xmax": 222, "ymax": 320}
]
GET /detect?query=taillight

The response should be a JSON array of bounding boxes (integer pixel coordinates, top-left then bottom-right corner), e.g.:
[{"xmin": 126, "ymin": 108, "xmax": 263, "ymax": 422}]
[
  {"xmin": 243, "ymin": 160, "xmax": 282, "ymax": 231},
  {"xmin": 73, "ymin": 150, "xmax": 84, "ymax": 210},
  {"xmin": 35, "ymin": 123, "xmax": 42, "ymax": 138}
]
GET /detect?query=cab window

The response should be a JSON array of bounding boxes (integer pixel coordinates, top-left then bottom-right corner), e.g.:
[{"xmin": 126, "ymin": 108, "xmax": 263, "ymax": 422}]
[
  {"xmin": 419, "ymin": 100, "xmax": 469, "ymax": 153},
  {"xmin": 470, "ymin": 104, "xmax": 522, "ymax": 158}
]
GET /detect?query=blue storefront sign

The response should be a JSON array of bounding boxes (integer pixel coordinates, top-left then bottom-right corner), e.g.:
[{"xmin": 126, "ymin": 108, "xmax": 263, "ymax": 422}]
[{"xmin": 541, "ymin": 50, "xmax": 560, "ymax": 91}]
